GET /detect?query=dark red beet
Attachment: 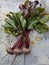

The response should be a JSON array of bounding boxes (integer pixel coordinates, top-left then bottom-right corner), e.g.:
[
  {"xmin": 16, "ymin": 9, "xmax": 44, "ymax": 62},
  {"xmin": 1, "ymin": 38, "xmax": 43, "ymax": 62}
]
[{"xmin": 7, "ymin": 1, "xmax": 40, "ymax": 52}]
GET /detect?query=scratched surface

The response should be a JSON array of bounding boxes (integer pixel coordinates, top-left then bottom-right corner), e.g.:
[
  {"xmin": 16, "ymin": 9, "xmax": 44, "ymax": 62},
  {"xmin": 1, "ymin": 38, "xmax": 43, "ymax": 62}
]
[{"xmin": 0, "ymin": 0, "xmax": 49, "ymax": 65}]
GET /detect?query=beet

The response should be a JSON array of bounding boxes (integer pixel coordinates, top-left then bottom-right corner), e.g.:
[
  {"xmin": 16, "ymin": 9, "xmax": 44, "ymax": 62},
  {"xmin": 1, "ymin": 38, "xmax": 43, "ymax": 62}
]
[{"xmin": 11, "ymin": 0, "xmax": 39, "ymax": 51}]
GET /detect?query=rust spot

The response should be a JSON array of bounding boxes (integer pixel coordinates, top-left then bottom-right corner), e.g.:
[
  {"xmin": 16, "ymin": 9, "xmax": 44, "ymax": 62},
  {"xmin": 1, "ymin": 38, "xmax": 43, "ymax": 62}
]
[
  {"xmin": 35, "ymin": 36, "xmax": 41, "ymax": 41},
  {"xmin": 31, "ymin": 41, "xmax": 35, "ymax": 45}
]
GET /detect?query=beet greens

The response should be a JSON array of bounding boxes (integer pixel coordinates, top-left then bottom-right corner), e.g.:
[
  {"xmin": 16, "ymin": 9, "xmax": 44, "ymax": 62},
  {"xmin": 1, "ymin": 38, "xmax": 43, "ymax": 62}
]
[{"xmin": 4, "ymin": 0, "xmax": 49, "ymax": 52}]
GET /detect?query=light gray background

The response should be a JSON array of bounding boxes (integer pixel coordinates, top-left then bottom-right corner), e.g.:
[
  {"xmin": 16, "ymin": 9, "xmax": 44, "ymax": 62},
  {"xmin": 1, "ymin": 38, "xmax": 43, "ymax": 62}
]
[{"xmin": 0, "ymin": 0, "xmax": 49, "ymax": 65}]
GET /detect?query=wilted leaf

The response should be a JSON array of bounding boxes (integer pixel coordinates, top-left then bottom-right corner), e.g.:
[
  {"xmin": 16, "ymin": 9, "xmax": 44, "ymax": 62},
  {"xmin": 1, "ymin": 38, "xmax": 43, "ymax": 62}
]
[
  {"xmin": 35, "ymin": 7, "xmax": 45, "ymax": 13},
  {"xmin": 40, "ymin": 15, "xmax": 49, "ymax": 23}
]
